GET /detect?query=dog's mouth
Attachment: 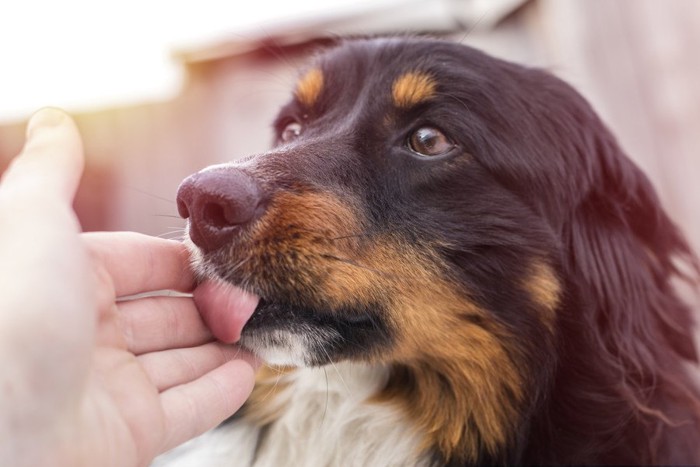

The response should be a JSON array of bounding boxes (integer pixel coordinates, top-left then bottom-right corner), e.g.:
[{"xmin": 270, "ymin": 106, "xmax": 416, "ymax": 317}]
[{"xmin": 192, "ymin": 270, "xmax": 390, "ymax": 367}]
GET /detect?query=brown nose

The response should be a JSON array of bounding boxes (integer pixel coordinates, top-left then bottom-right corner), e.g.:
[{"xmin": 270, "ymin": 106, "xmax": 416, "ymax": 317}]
[{"xmin": 176, "ymin": 168, "xmax": 264, "ymax": 252}]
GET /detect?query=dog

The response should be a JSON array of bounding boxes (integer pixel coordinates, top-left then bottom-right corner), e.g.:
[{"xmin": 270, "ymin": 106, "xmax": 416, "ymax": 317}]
[{"xmin": 166, "ymin": 36, "xmax": 700, "ymax": 465}]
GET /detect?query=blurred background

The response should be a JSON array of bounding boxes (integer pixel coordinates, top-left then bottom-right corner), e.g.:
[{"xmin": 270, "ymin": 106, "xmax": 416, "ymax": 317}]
[{"xmin": 0, "ymin": 0, "xmax": 698, "ymax": 257}]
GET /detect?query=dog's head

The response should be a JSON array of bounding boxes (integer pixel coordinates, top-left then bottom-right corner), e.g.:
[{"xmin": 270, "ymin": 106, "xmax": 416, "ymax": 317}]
[
  {"xmin": 177, "ymin": 37, "xmax": 699, "ymax": 463},
  {"xmin": 178, "ymin": 37, "xmax": 565, "ymax": 366}
]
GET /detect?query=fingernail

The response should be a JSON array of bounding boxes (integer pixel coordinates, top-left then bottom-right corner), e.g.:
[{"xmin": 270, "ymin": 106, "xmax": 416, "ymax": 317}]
[{"xmin": 26, "ymin": 107, "xmax": 67, "ymax": 140}]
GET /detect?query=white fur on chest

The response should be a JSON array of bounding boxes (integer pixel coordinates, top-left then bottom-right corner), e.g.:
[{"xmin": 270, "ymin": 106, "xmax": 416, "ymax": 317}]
[{"xmin": 153, "ymin": 362, "xmax": 430, "ymax": 467}]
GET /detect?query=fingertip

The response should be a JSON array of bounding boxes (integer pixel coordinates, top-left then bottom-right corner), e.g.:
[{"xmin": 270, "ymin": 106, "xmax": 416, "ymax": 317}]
[
  {"xmin": 23, "ymin": 107, "xmax": 82, "ymax": 160},
  {"xmin": 2, "ymin": 107, "xmax": 84, "ymax": 201},
  {"xmin": 26, "ymin": 107, "xmax": 70, "ymax": 139}
]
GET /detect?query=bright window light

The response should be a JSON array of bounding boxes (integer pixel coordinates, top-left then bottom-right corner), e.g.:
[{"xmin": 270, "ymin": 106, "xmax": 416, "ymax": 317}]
[{"xmin": 0, "ymin": 0, "xmax": 393, "ymax": 123}]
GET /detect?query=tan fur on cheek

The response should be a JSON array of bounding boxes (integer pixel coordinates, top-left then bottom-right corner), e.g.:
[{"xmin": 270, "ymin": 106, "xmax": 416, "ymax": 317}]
[
  {"xmin": 357, "ymin": 241, "xmax": 525, "ymax": 462},
  {"xmin": 390, "ymin": 288, "xmax": 523, "ymax": 460},
  {"xmin": 236, "ymin": 190, "xmax": 367, "ymax": 304}
]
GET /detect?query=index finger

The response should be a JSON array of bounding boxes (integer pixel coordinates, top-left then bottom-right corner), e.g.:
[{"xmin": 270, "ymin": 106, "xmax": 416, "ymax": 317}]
[
  {"xmin": 83, "ymin": 231, "xmax": 195, "ymax": 296},
  {"xmin": 1, "ymin": 108, "xmax": 83, "ymax": 202}
]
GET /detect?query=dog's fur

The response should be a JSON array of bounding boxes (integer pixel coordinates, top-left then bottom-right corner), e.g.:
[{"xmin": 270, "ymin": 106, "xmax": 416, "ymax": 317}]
[{"xmin": 164, "ymin": 37, "xmax": 700, "ymax": 466}]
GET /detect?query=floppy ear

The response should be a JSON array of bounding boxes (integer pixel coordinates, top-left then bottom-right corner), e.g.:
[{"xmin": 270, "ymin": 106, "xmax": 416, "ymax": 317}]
[{"xmin": 565, "ymin": 131, "xmax": 699, "ymax": 363}]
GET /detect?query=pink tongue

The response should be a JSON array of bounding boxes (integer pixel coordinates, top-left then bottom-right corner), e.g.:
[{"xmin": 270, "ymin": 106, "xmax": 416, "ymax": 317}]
[{"xmin": 193, "ymin": 280, "xmax": 260, "ymax": 344}]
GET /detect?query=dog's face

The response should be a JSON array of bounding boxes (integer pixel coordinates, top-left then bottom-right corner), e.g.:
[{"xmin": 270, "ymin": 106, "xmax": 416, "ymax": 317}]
[{"xmin": 179, "ymin": 37, "xmax": 561, "ymax": 373}]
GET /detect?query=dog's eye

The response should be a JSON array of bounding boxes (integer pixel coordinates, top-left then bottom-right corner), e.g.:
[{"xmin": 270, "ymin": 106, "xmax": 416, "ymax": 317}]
[
  {"xmin": 408, "ymin": 127, "xmax": 454, "ymax": 157},
  {"xmin": 280, "ymin": 121, "xmax": 302, "ymax": 142}
]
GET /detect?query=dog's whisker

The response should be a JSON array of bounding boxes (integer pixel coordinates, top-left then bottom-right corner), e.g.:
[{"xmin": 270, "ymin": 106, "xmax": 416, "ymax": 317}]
[
  {"xmin": 259, "ymin": 364, "xmax": 285, "ymax": 403},
  {"xmin": 438, "ymin": 91, "xmax": 473, "ymax": 115},
  {"xmin": 218, "ymin": 256, "xmax": 251, "ymax": 282},
  {"xmin": 271, "ymin": 223, "xmax": 405, "ymax": 243},
  {"xmin": 156, "ymin": 229, "xmax": 187, "ymax": 240},
  {"xmin": 327, "ymin": 232, "xmax": 382, "ymax": 242},
  {"xmin": 330, "ymin": 332, "xmax": 374, "ymax": 355},
  {"xmin": 251, "ymin": 26, "xmax": 299, "ymax": 71},
  {"xmin": 319, "ymin": 254, "xmax": 397, "ymax": 279},
  {"xmin": 127, "ymin": 186, "xmax": 176, "ymax": 204},
  {"xmin": 321, "ymin": 367, "xmax": 329, "ymax": 428},
  {"xmin": 321, "ymin": 347, "xmax": 351, "ymax": 397},
  {"xmin": 456, "ymin": 5, "xmax": 493, "ymax": 45},
  {"xmin": 289, "ymin": 226, "xmax": 406, "ymax": 243}
]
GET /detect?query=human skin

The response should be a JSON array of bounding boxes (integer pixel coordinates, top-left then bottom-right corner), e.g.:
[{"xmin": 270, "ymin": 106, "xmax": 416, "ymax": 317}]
[{"xmin": 0, "ymin": 108, "xmax": 257, "ymax": 467}]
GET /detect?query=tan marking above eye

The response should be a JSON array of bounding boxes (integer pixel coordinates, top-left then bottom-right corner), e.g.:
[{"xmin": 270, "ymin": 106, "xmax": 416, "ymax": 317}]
[
  {"xmin": 295, "ymin": 68, "xmax": 324, "ymax": 107},
  {"xmin": 392, "ymin": 72, "xmax": 437, "ymax": 108}
]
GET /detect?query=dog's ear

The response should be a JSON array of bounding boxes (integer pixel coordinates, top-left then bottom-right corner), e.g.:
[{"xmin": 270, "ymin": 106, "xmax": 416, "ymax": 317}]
[{"xmin": 565, "ymin": 131, "xmax": 699, "ymax": 363}]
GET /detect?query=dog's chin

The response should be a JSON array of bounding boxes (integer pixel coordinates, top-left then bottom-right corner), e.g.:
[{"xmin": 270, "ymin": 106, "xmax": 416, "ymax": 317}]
[
  {"xmin": 239, "ymin": 327, "xmax": 334, "ymax": 368},
  {"xmin": 236, "ymin": 299, "xmax": 335, "ymax": 367},
  {"xmin": 239, "ymin": 299, "xmax": 389, "ymax": 368}
]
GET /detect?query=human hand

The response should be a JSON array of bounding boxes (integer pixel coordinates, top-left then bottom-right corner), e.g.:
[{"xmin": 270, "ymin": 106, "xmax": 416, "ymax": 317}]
[{"xmin": 0, "ymin": 109, "xmax": 258, "ymax": 467}]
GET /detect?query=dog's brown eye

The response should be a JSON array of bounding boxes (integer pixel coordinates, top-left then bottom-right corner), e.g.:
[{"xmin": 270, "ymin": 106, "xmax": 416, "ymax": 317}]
[
  {"xmin": 280, "ymin": 121, "xmax": 302, "ymax": 142},
  {"xmin": 408, "ymin": 127, "xmax": 453, "ymax": 156}
]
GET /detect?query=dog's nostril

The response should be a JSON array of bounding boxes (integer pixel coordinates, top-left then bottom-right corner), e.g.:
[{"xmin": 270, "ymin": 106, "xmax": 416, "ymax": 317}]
[
  {"xmin": 175, "ymin": 168, "xmax": 265, "ymax": 252},
  {"xmin": 176, "ymin": 197, "xmax": 191, "ymax": 219},
  {"xmin": 202, "ymin": 201, "xmax": 233, "ymax": 228}
]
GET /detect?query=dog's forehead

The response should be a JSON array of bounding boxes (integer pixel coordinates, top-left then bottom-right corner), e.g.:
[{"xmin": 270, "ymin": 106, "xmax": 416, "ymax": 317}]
[{"xmin": 293, "ymin": 39, "xmax": 452, "ymax": 111}]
